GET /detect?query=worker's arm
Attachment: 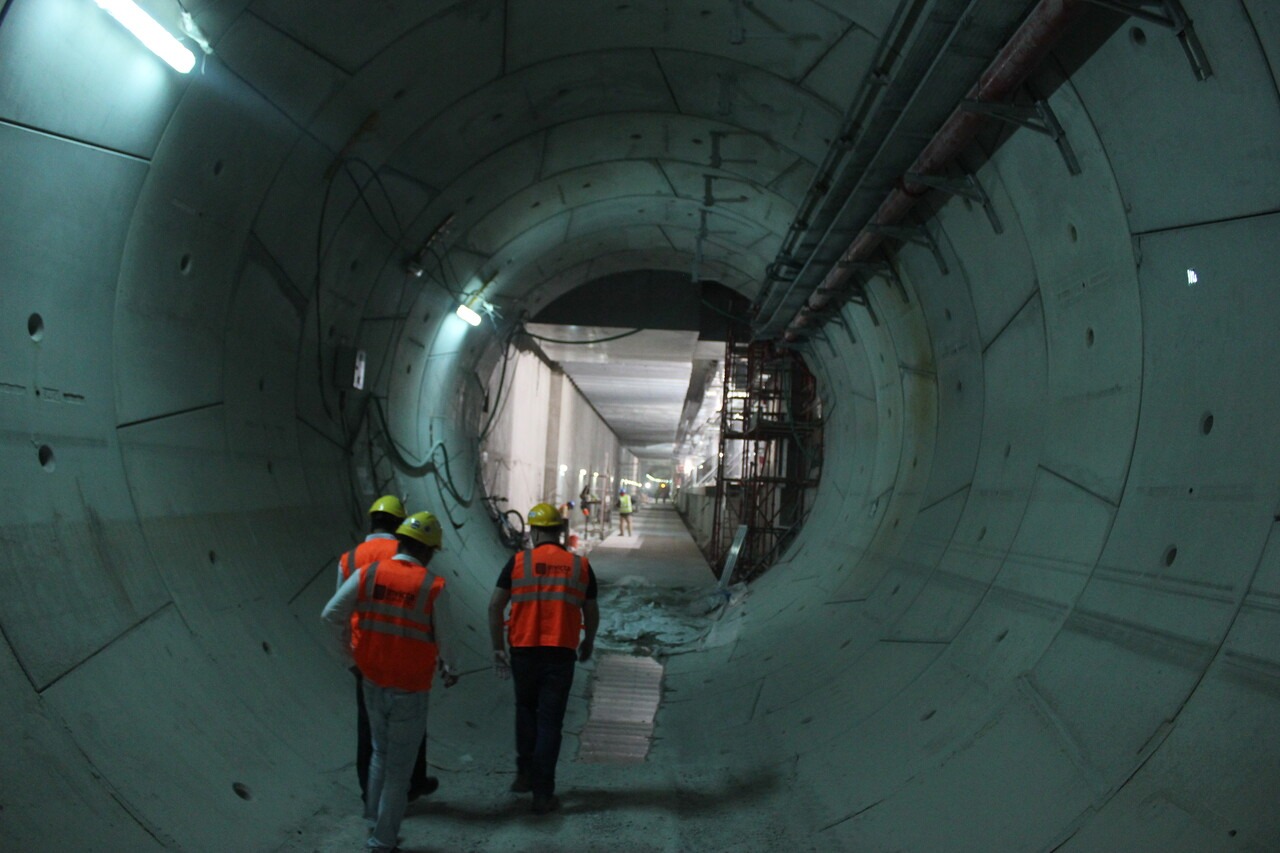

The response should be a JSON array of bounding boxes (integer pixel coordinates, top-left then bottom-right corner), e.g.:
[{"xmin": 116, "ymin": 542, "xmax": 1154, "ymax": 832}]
[
  {"xmin": 320, "ymin": 571, "xmax": 361, "ymax": 664},
  {"xmin": 579, "ymin": 599, "xmax": 599, "ymax": 662},
  {"xmin": 488, "ymin": 587, "xmax": 512, "ymax": 678}
]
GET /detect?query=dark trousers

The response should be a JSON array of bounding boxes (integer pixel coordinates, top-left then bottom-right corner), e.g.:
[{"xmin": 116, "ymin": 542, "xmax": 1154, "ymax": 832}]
[
  {"xmin": 510, "ymin": 649, "xmax": 576, "ymax": 797},
  {"xmin": 355, "ymin": 669, "xmax": 428, "ymax": 797}
]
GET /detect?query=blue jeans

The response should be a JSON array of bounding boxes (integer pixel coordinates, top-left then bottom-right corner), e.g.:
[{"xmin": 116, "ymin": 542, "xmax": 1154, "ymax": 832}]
[
  {"xmin": 362, "ymin": 682, "xmax": 429, "ymax": 851},
  {"xmin": 510, "ymin": 649, "xmax": 576, "ymax": 797},
  {"xmin": 354, "ymin": 669, "xmax": 429, "ymax": 799}
]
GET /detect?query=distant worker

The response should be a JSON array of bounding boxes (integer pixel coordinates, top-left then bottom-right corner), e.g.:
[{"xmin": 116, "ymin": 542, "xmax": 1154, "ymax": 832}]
[
  {"xmin": 337, "ymin": 496, "xmax": 436, "ymax": 805},
  {"xmin": 323, "ymin": 511, "xmax": 458, "ymax": 853},
  {"xmin": 488, "ymin": 502, "xmax": 600, "ymax": 814},
  {"xmin": 617, "ymin": 488, "xmax": 633, "ymax": 536}
]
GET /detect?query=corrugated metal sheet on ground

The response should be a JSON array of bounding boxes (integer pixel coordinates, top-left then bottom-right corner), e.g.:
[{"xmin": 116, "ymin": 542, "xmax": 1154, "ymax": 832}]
[{"xmin": 578, "ymin": 653, "xmax": 663, "ymax": 763}]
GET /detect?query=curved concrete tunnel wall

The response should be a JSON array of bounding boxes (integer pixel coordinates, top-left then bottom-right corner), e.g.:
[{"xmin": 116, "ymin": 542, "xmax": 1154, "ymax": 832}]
[{"xmin": 2, "ymin": 1, "xmax": 1279, "ymax": 850}]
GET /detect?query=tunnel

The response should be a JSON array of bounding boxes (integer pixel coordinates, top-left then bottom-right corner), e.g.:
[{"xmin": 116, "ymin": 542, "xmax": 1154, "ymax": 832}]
[{"xmin": 3, "ymin": 0, "xmax": 1279, "ymax": 850}]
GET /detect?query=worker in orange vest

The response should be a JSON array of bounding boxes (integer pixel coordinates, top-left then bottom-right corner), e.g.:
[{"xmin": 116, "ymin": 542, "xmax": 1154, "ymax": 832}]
[
  {"xmin": 323, "ymin": 511, "xmax": 457, "ymax": 852},
  {"xmin": 488, "ymin": 502, "xmax": 599, "ymax": 814},
  {"xmin": 336, "ymin": 496, "xmax": 437, "ymax": 803}
]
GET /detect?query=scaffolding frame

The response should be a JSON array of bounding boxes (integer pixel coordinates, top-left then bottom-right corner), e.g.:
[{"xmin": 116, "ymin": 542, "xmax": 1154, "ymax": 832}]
[{"xmin": 711, "ymin": 334, "xmax": 822, "ymax": 582}]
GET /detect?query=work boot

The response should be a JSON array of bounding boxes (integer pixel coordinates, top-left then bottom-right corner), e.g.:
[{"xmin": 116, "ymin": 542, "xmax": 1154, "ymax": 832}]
[
  {"xmin": 531, "ymin": 794, "xmax": 561, "ymax": 815},
  {"xmin": 407, "ymin": 776, "xmax": 439, "ymax": 802},
  {"xmin": 510, "ymin": 772, "xmax": 532, "ymax": 793}
]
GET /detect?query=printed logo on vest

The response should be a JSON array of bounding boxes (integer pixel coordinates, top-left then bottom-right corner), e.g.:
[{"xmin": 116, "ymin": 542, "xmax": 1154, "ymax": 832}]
[
  {"xmin": 533, "ymin": 561, "xmax": 572, "ymax": 578},
  {"xmin": 373, "ymin": 583, "xmax": 417, "ymax": 607}
]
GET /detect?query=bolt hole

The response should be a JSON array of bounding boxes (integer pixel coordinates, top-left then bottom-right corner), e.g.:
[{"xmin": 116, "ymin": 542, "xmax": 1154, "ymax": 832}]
[
  {"xmin": 692, "ymin": 138, "xmax": 703, "ymax": 145},
  {"xmin": 995, "ymin": 629, "xmax": 1009, "ymax": 643},
  {"xmin": 179, "ymin": 254, "xmax": 193, "ymax": 274},
  {"xmin": 1086, "ymin": 327, "xmax": 1095, "ymax": 348},
  {"xmin": 266, "ymin": 461, "xmax": 274, "ymax": 474},
  {"xmin": 1068, "ymin": 223, "xmax": 1078, "ymax": 242},
  {"xmin": 1163, "ymin": 546, "xmax": 1178, "ymax": 567},
  {"xmin": 258, "ymin": 378, "xmax": 265, "ymax": 392},
  {"xmin": 261, "ymin": 641, "xmax": 272, "ymax": 654},
  {"xmin": 491, "ymin": 113, "xmax": 504, "ymax": 121},
  {"xmin": 327, "ymin": 325, "xmax": 336, "ymax": 339},
  {"xmin": 890, "ymin": 584, "xmax": 900, "ymax": 596},
  {"xmin": 406, "ymin": 364, "xmax": 412, "ymax": 374},
  {"xmin": 213, "ymin": 160, "xmax": 224, "ymax": 176},
  {"xmin": 944, "ymin": 308, "xmax": 952, "ymax": 321},
  {"xmin": 977, "ymin": 526, "xmax": 987, "ymax": 542},
  {"xmin": 1200, "ymin": 412, "xmax": 1214, "ymax": 435},
  {"xmin": 920, "ymin": 709, "xmax": 936, "ymax": 721},
  {"xmin": 1130, "ymin": 26, "xmax": 1147, "ymax": 46},
  {"xmin": 1004, "ymin": 443, "xmax": 1012, "ymax": 459},
  {"xmin": 531, "ymin": 201, "xmax": 541, "ymax": 208},
  {"xmin": 956, "ymin": 381, "xmax": 963, "ymax": 393},
  {"xmin": 392, "ymin": 88, "xmax": 406, "ymax": 100},
  {"xmin": 630, "ymin": 133, "xmax": 643, "ymax": 140},
  {"xmin": 28, "ymin": 313, "xmax": 44, "ymax": 341},
  {"xmin": 892, "ymin": 518, "xmax": 899, "ymax": 529},
  {"xmin": 911, "ymin": 456, "xmax": 918, "ymax": 469},
  {"xmin": 349, "ymin": 259, "xmax": 359, "ymax": 272},
  {"xmin": 38, "ymin": 445, "xmax": 55, "ymax": 472},
  {"xmin": 208, "ymin": 550, "xmax": 217, "ymax": 564},
  {"xmin": 1228, "ymin": 830, "xmax": 1237, "ymax": 837},
  {"xmin": 232, "ymin": 782, "xmax": 252, "ymax": 801}
]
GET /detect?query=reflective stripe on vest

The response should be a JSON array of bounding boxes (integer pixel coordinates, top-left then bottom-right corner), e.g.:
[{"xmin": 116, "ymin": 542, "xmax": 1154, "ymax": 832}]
[
  {"xmin": 510, "ymin": 550, "xmax": 588, "ymax": 598},
  {"xmin": 342, "ymin": 546, "xmax": 359, "ymax": 581},
  {"xmin": 357, "ymin": 615, "xmax": 435, "ymax": 643}
]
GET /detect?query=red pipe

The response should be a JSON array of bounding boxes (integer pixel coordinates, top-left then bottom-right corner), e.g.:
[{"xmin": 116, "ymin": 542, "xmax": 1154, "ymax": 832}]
[{"xmin": 784, "ymin": 0, "xmax": 1089, "ymax": 341}]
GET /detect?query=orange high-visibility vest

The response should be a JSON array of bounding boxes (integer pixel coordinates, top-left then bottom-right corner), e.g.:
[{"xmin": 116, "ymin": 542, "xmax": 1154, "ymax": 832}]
[
  {"xmin": 340, "ymin": 536, "xmax": 400, "ymax": 582},
  {"xmin": 508, "ymin": 545, "xmax": 590, "ymax": 649},
  {"xmin": 353, "ymin": 559, "xmax": 445, "ymax": 691},
  {"xmin": 340, "ymin": 536, "xmax": 401, "ymax": 645}
]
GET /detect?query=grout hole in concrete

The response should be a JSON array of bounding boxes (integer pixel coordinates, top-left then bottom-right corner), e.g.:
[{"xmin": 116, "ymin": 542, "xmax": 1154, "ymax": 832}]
[
  {"xmin": 28, "ymin": 313, "xmax": 44, "ymax": 341},
  {"xmin": 1086, "ymin": 327, "xmax": 1094, "ymax": 347},
  {"xmin": 262, "ymin": 641, "xmax": 271, "ymax": 654},
  {"xmin": 1004, "ymin": 443, "xmax": 1012, "ymax": 459},
  {"xmin": 208, "ymin": 551, "xmax": 216, "ymax": 564},
  {"xmin": 1164, "ymin": 546, "xmax": 1178, "ymax": 567},
  {"xmin": 1068, "ymin": 223, "xmax": 1078, "ymax": 242},
  {"xmin": 179, "ymin": 254, "xmax": 192, "ymax": 274},
  {"xmin": 1130, "ymin": 26, "xmax": 1146, "ymax": 45},
  {"xmin": 995, "ymin": 629, "xmax": 1009, "ymax": 643},
  {"xmin": 890, "ymin": 584, "xmax": 900, "ymax": 596},
  {"xmin": 977, "ymin": 526, "xmax": 987, "ymax": 542},
  {"xmin": 232, "ymin": 782, "xmax": 252, "ymax": 801},
  {"xmin": 38, "ymin": 445, "xmax": 55, "ymax": 472},
  {"xmin": 213, "ymin": 159, "xmax": 224, "ymax": 176},
  {"xmin": 1200, "ymin": 412, "xmax": 1214, "ymax": 435}
]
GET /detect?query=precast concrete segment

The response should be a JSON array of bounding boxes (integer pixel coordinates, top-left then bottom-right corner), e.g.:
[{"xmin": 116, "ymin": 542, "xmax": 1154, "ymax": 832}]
[{"xmin": 2, "ymin": 2, "xmax": 1280, "ymax": 852}]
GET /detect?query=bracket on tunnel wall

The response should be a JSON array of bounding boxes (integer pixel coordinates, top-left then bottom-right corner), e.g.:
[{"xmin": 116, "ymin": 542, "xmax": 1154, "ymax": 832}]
[
  {"xmin": 904, "ymin": 171, "xmax": 1004, "ymax": 236},
  {"xmin": 839, "ymin": 256, "xmax": 910, "ymax": 306},
  {"xmin": 1083, "ymin": 0, "xmax": 1212, "ymax": 81},
  {"xmin": 865, "ymin": 222, "xmax": 949, "ymax": 277},
  {"xmin": 959, "ymin": 98, "xmax": 1082, "ymax": 176}
]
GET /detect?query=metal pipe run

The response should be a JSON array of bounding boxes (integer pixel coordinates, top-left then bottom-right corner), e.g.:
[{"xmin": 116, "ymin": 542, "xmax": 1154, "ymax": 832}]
[{"xmin": 783, "ymin": 0, "xmax": 1091, "ymax": 342}]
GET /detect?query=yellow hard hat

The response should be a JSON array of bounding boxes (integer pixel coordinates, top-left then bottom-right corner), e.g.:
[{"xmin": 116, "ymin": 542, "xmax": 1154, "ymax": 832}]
[
  {"xmin": 368, "ymin": 495, "xmax": 407, "ymax": 519},
  {"xmin": 527, "ymin": 502, "xmax": 563, "ymax": 527},
  {"xmin": 397, "ymin": 511, "xmax": 443, "ymax": 548}
]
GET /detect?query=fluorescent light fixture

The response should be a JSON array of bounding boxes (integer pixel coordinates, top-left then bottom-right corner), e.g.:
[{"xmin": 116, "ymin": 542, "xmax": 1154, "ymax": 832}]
[
  {"xmin": 1187, "ymin": 269, "xmax": 1199, "ymax": 286},
  {"xmin": 95, "ymin": 0, "xmax": 196, "ymax": 73},
  {"xmin": 455, "ymin": 303, "xmax": 483, "ymax": 326}
]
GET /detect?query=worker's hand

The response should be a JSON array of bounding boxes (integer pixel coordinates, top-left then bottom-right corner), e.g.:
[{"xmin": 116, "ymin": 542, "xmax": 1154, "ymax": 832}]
[
  {"xmin": 438, "ymin": 662, "xmax": 459, "ymax": 688},
  {"xmin": 493, "ymin": 649, "xmax": 511, "ymax": 680},
  {"xmin": 577, "ymin": 640, "xmax": 594, "ymax": 663}
]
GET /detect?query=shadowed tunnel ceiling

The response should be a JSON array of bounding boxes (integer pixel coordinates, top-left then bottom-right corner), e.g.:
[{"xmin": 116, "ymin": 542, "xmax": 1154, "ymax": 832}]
[{"xmin": 2, "ymin": 0, "xmax": 1280, "ymax": 850}]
